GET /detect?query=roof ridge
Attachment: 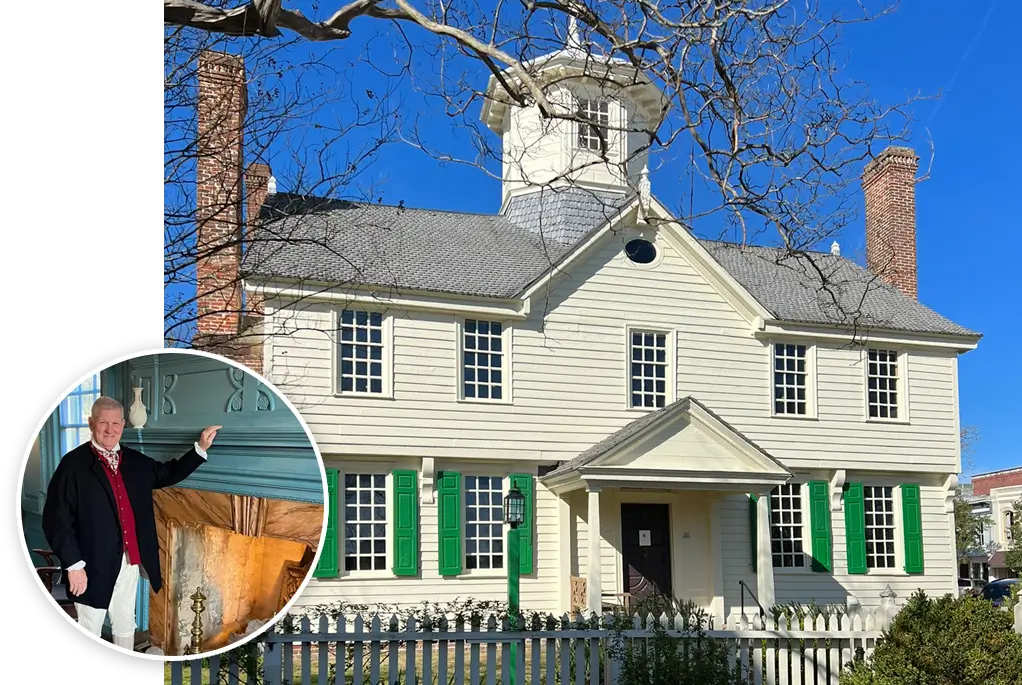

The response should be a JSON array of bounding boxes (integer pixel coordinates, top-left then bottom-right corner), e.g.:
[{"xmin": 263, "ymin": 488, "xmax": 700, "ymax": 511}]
[{"xmin": 266, "ymin": 192, "xmax": 502, "ymax": 218}]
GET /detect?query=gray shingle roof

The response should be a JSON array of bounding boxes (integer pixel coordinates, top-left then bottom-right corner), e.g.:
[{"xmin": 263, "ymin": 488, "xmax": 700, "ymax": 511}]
[
  {"xmin": 245, "ymin": 190, "xmax": 978, "ymax": 338},
  {"xmin": 543, "ymin": 396, "xmax": 786, "ymax": 478},
  {"xmin": 701, "ymin": 241, "xmax": 978, "ymax": 336}
]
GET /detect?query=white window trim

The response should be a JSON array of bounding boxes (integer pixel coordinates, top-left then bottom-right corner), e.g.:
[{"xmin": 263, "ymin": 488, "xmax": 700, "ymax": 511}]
[
  {"xmin": 337, "ymin": 469, "xmax": 395, "ymax": 580},
  {"xmin": 768, "ymin": 341, "xmax": 818, "ymax": 420},
  {"xmin": 624, "ymin": 324, "xmax": 677, "ymax": 412},
  {"xmin": 571, "ymin": 90, "xmax": 622, "ymax": 161},
  {"xmin": 862, "ymin": 483, "xmax": 909, "ymax": 577},
  {"xmin": 622, "ymin": 228, "xmax": 665, "ymax": 271},
  {"xmin": 862, "ymin": 348, "xmax": 911, "ymax": 424},
  {"xmin": 331, "ymin": 308, "xmax": 395, "ymax": 399},
  {"xmin": 461, "ymin": 473, "xmax": 509, "ymax": 578},
  {"xmin": 455, "ymin": 318, "xmax": 513, "ymax": 404},
  {"xmin": 771, "ymin": 481, "xmax": 814, "ymax": 574}
]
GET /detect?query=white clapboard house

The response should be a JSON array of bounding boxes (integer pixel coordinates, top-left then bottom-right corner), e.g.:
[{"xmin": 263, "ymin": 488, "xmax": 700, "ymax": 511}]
[{"xmin": 192, "ymin": 44, "xmax": 980, "ymax": 624}]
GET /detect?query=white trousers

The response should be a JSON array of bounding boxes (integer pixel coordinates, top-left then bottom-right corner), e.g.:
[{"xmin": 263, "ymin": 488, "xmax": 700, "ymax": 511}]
[{"xmin": 76, "ymin": 552, "xmax": 139, "ymax": 651}]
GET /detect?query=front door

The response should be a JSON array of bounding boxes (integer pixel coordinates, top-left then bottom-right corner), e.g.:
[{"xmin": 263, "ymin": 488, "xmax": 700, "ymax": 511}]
[{"xmin": 621, "ymin": 503, "xmax": 672, "ymax": 600}]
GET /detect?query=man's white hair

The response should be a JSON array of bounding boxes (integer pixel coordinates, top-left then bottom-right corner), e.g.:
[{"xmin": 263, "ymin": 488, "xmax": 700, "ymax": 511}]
[{"xmin": 90, "ymin": 396, "xmax": 125, "ymax": 419}]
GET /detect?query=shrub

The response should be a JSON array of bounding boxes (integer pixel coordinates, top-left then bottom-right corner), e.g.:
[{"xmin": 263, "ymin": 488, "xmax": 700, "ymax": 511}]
[
  {"xmin": 839, "ymin": 589, "xmax": 1022, "ymax": 685},
  {"xmin": 607, "ymin": 593, "xmax": 745, "ymax": 685}
]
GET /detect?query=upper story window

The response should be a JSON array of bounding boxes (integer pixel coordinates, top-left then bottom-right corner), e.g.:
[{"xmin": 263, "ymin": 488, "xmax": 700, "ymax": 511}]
[
  {"xmin": 338, "ymin": 310, "xmax": 386, "ymax": 395},
  {"xmin": 630, "ymin": 330, "xmax": 668, "ymax": 409},
  {"xmin": 462, "ymin": 320, "xmax": 505, "ymax": 401},
  {"xmin": 577, "ymin": 98, "xmax": 610, "ymax": 152},
  {"xmin": 773, "ymin": 343, "xmax": 809, "ymax": 416},
  {"xmin": 59, "ymin": 374, "xmax": 101, "ymax": 452},
  {"xmin": 1006, "ymin": 511, "xmax": 1015, "ymax": 543},
  {"xmin": 867, "ymin": 349, "xmax": 901, "ymax": 420}
]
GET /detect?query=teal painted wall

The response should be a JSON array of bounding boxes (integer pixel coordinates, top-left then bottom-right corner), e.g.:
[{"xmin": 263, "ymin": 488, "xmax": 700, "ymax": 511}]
[{"xmin": 108, "ymin": 353, "xmax": 324, "ymax": 504}]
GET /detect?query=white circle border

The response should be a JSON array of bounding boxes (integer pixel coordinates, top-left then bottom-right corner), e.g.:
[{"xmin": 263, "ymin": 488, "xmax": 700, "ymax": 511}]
[{"xmin": 13, "ymin": 347, "xmax": 330, "ymax": 663}]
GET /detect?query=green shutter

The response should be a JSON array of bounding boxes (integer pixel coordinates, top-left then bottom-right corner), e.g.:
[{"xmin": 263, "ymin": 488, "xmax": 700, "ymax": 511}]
[
  {"xmin": 808, "ymin": 481, "xmax": 833, "ymax": 572},
  {"xmin": 902, "ymin": 483, "xmax": 924, "ymax": 574},
  {"xmin": 509, "ymin": 474, "xmax": 534, "ymax": 574},
  {"xmin": 844, "ymin": 482, "xmax": 867, "ymax": 574},
  {"xmin": 314, "ymin": 469, "xmax": 339, "ymax": 578},
  {"xmin": 749, "ymin": 494, "xmax": 758, "ymax": 573},
  {"xmin": 437, "ymin": 471, "xmax": 462, "ymax": 576},
  {"xmin": 392, "ymin": 470, "xmax": 419, "ymax": 576}
]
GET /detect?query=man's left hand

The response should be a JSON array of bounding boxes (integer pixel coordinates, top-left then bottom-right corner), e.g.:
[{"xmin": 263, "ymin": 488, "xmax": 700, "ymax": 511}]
[{"xmin": 198, "ymin": 425, "xmax": 222, "ymax": 451}]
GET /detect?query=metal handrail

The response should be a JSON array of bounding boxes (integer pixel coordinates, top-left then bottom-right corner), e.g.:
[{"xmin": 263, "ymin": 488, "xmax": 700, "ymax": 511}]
[{"xmin": 738, "ymin": 580, "xmax": 766, "ymax": 618}]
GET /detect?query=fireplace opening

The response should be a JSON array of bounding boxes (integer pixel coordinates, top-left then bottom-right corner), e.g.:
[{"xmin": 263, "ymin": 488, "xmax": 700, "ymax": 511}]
[{"xmin": 150, "ymin": 487, "xmax": 322, "ymax": 655}]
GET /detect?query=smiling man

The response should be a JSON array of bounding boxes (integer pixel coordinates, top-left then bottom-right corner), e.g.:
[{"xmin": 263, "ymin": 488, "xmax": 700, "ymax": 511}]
[{"xmin": 42, "ymin": 396, "xmax": 221, "ymax": 651}]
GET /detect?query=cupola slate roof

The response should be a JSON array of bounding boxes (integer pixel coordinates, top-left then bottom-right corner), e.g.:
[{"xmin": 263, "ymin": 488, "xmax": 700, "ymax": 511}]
[{"xmin": 244, "ymin": 189, "xmax": 978, "ymax": 338}]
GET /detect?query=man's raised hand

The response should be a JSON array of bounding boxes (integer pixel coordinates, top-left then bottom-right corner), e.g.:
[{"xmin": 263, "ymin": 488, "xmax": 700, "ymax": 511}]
[{"xmin": 198, "ymin": 425, "xmax": 222, "ymax": 451}]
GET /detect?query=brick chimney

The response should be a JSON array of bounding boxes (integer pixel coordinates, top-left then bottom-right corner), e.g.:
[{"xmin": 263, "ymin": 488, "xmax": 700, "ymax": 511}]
[
  {"xmin": 194, "ymin": 51, "xmax": 265, "ymax": 374},
  {"xmin": 862, "ymin": 146, "xmax": 919, "ymax": 299},
  {"xmin": 196, "ymin": 51, "xmax": 247, "ymax": 339},
  {"xmin": 242, "ymin": 162, "xmax": 271, "ymax": 319}
]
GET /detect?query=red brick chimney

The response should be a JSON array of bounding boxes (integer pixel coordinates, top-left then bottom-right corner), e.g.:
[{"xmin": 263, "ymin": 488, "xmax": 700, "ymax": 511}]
[
  {"xmin": 194, "ymin": 51, "xmax": 265, "ymax": 374},
  {"xmin": 862, "ymin": 146, "xmax": 919, "ymax": 299},
  {"xmin": 243, "ymin": 162, "xmax": 271, "ymax": 318},
  {"xmin": 196, "ymin": 50, "xmax": 247, "ymax": 338}
]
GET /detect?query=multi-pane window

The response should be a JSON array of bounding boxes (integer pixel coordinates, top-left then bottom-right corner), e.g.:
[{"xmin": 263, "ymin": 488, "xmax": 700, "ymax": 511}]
[
  {"xmin": 863, "ymin": 486, "xmax": 896, "ymax": 569},
  {"xmin": 339, "ymin": 310, "xmax": 384, "ymax": 394},
  {"xmin": 630, "ymin": 331, "xmax": 668, "ymax": 409},
  {"xmin": 770, "ymin": 484, "xmax": 805, "ymax": 568},
  {"xmin": 343, "ymin": 474, "xmax": 387, "ymax": 571},
  {"xmin": 465, "ymin": 476, "xmax": 504, "ymax": 570},
  {"xmin": 867, "ymin": 349, "xmax": 900, "ymax": 419},
  {"xmin": 577, "ymin": 98, "xmax": 610, "ymax": 152},
  {"xmin": 463, "ymin": 320, "xmax": 504, "ymax": 401},
  {"xmin": 773, "ymin": 343, "xmax": 808, "ymax": 415},
  {"xmin": 1007, "ymin": 511, "xmax": 1015, "ymax": 543},
  {"xmin": 59, "ymin": 374, "xmax": 101, "ymax": 452}
]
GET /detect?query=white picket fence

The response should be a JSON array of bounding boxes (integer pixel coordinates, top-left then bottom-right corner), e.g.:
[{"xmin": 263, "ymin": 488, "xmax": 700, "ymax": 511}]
[{"xmin": 169, "ymin": 609, "xmax": 889, "ymax": 685}]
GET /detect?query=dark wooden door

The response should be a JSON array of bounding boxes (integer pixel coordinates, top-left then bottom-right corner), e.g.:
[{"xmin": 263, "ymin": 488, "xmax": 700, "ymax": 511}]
[{"xmin": 621, "ymin": 503, "xmax": 672, "ymax": 600}]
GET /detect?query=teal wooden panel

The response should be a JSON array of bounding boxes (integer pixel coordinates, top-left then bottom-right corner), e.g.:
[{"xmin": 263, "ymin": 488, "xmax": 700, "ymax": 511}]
[
  {"xmin": 109, "ymin": 354, "xmax": 324, "ymax": 504},
  {"xmin": 120, "ymin": 354, "xmax": 301, "ymax": 430},
  {"xmin": 118, "ymin": 427, "xmax": 323, "ymax": 504}
]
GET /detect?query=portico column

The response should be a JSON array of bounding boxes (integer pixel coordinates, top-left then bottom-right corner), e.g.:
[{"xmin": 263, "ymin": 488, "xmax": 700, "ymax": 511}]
[
  {"xmin": 586, "ymin": 486, "xmax": 602, "ymax": 614},
  {"xmin": 756, "ymin": 490, "xmax": 775, "ymax": 612}
]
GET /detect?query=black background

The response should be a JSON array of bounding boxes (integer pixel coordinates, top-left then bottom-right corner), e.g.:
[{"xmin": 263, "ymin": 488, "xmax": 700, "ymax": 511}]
[{"xmin": 13, "ymin": 29, "xmax": 167, "ymax": 678}]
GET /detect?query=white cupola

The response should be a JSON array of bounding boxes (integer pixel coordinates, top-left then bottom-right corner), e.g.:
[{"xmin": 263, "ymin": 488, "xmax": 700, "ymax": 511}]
[{"xmin": 481, "ymin": 23, "xmax": 668, "ymax": 206}]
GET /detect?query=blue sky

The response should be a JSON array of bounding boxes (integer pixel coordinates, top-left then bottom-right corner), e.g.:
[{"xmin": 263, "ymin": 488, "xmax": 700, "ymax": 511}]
[{"xmin": 169, "ymin": 1, "xmax": 1019, "ymax": 475}]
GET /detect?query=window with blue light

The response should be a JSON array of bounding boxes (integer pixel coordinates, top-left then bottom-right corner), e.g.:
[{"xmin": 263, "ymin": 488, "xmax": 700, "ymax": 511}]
[{"xmin": 58, "ymin": 374, "xmax": 102, "ymax": 453}]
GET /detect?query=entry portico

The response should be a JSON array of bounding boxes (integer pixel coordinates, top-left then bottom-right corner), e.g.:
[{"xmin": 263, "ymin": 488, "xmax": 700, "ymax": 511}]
[{"xmin": 541, "ymin": 396, "xmax": 791, "ymax": 621}]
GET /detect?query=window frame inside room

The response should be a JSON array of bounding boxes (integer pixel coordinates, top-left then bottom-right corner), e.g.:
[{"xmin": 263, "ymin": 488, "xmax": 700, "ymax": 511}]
[
  {"xmin": 456, "ymin": 318, "xmax": 512, "ymax": 404},
  {"xmin": 333, "ymin": 308, "xmax": 394, "ymax": 398},
  {"xmin": 58, "ymin": 373, "xmax": 102, "ymax": 454}
]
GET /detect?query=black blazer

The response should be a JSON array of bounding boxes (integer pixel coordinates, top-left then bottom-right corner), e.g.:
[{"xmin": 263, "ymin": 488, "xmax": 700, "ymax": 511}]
[{"xmin": 41, "ymin": 442, "xmax": 205, "ymax": 609}]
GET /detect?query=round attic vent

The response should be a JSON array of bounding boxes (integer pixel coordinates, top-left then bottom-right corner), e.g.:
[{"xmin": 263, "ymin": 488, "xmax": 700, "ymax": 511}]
[{"xmin": 625, "ymin": 238, "xmax": 657, "ymax": 265}]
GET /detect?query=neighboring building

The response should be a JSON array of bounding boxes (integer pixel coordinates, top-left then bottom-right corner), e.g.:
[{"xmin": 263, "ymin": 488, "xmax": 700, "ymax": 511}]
[
  {"xmin": 965, "ymin": 468, "xmax": 1022, "ymax": 581},
  {"xmin": 191, "ymin": 45, "xmax": 981, "ymax": 624}
]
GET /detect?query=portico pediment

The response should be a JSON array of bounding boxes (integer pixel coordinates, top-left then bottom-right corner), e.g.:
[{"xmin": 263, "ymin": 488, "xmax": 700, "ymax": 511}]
[{"xmin": 542, "ymin": 397, "xmax": 790, "ymax": 493}]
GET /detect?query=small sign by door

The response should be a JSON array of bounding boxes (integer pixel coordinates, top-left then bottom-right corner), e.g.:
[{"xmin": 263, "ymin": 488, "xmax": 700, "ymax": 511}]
[{"xmin": 638, "ymin": 530, "xmax": 651, "ymax": 547}]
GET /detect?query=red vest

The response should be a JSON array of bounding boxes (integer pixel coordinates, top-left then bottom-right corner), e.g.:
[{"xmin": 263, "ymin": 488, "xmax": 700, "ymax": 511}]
[{"xmin": 92, "ymin": 447, "xmax": 142, "ymax": 566}]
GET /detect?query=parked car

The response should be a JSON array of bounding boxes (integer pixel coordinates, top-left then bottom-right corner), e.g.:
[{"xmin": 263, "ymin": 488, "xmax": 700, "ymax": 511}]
[
  {"xmin": 957, "ymin": 577, "xmax": 974, "ymax": 597},
  {"xmin": 979, "ymin": 578, "xmax": 1019, "ymax": 607}
]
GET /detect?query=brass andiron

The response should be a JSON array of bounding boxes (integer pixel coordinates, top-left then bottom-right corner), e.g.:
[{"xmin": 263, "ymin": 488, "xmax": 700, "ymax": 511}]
[{"xmin": 186, "ymin": 586, "xmax": 207, "ymax": 655}]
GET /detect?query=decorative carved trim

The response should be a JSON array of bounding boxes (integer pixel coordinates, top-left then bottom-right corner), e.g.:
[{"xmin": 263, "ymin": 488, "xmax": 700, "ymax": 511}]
[
  {"xmin": 162, "ymin": 374, "xmax": 178, "ymax": 415},
  {"xmin": 276, "ymin": 558, "xmax": 311, "ymax": 613},
  {"xmin": 226, "ymin": 368, "xmax": 246, "ymax": 412},
  {"xmin": 231, "ymin": 495, "xmax": 267, "ymax": 537},
  {"xmin": 830, "ymin": 469, "xmax": 846, "ymax": 512},
  {"xmin": 944, "ymin": 474, "xmax": 959, "ymax": 514},
  {"xmin": 421, "ymin": 457, "xmax": 435, "ymax": 504},
  {"xmin": 256, "ymin": 384, "xmax": 276, "ymax": 412}
]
